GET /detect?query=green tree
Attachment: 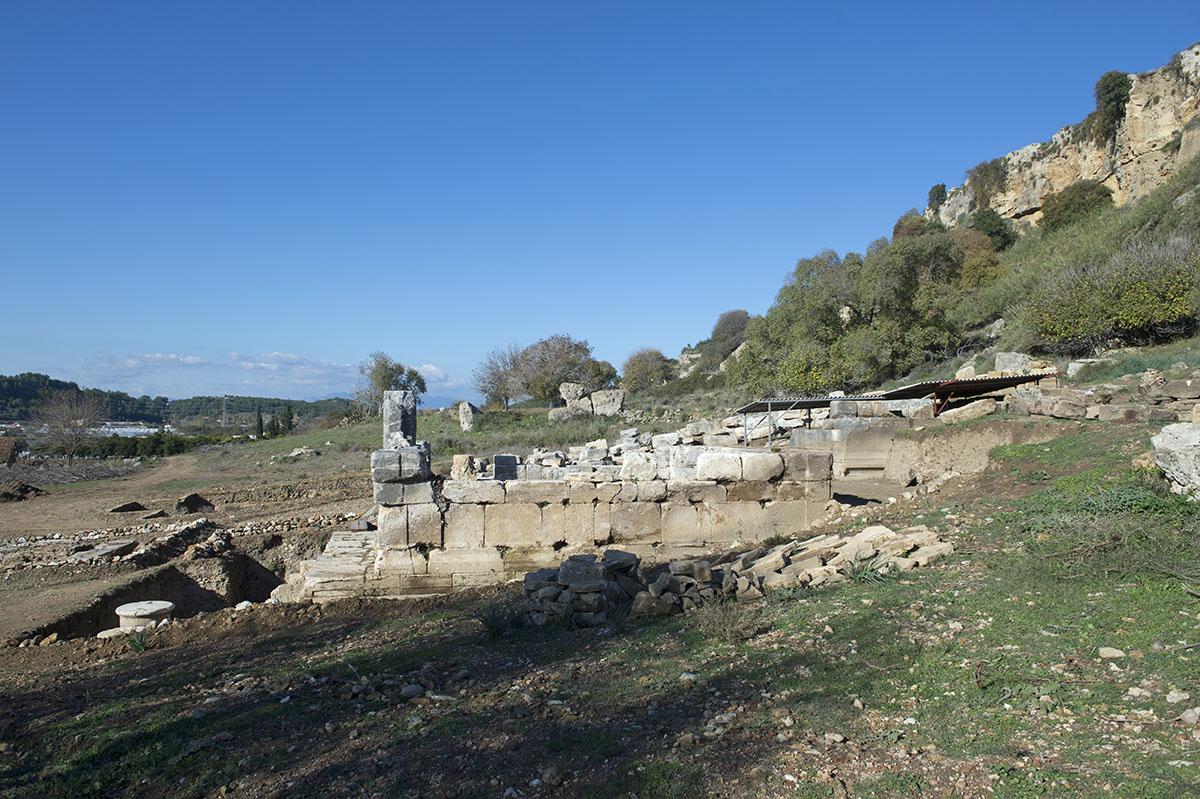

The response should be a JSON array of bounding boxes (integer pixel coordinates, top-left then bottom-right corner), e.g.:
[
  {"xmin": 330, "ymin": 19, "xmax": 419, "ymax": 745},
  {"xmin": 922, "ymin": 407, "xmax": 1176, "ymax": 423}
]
[
  {"xmin": 966, "ymin": 158, "xmax": 1008, "ymax": 209},
  {"xmin": 355, "ymin": 352, "xmax": 426, "ymax": 414},
  {"xmin": 282, "ymin": 402, "xmax": 294, "ymax": 434},
  {"xmin": 1040, "ymin": 180, "xmax": 1114, "ymax": 233},
  {"xmin": 514, "ymin": 335, "xmax": 601, "ymax": 401},
  {"xmin": 1087, "ymin": 70, "xmax": 1133, "ymax": 145},
  {"xmin": 622, "ymin": 348, "xmax": 673, "ymax": 393},
  {"xmin": 255, "ymin": 405, "xmax": 264, "ymax": 438},
  {"xmin": 472, "ymin": 343, "xmax": 524, "ymax": 409},
  {"xmin": 971, "ymin": 208, "xmax": 1016, "ymax": 252},
  {"xmin": 928, "ymin": 183, "xmax": 947, "ymax": 213}
]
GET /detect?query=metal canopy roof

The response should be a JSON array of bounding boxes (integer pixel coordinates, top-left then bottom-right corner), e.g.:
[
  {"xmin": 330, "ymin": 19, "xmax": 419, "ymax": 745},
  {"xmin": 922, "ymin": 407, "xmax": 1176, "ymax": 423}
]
[{"xmin": 734, "ymin": 372, "xmax": 1056, "ymax": 415}]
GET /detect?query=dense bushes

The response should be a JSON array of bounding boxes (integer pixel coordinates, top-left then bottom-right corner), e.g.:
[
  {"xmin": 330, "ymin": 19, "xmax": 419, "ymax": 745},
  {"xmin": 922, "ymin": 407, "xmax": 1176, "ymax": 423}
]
[
  {"xmin": 1086, "ymin": 70, "xmax": 1133, "ymax": 145},
  {"xmin": 1040, "ymin": 180, "xmax": 1114, "ymax": 233},
  {"xmin": 622, "ymin": 348, "xmax": 673, "ymax": 392},
  {"xmin": 1024, "ymin": 236, "xmax": 1199, "ymax": 353},
  {"xmin": 727, "ymin": 228, "xmax": 998, "ymax": 396},
  {"xmin": 966, "ymin": 158, "xmax": 1008, "ymax": 208},
  {"xmin": 76, "ymin": 431, "xmax": 219, "ymax": 459}
]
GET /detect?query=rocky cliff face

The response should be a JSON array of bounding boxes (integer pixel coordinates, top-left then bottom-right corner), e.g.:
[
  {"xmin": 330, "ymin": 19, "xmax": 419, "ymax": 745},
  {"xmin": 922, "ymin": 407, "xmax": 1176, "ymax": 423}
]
[{"xmin": 931, "ymin": 44, "xmax": 1200, "ymax": 228}]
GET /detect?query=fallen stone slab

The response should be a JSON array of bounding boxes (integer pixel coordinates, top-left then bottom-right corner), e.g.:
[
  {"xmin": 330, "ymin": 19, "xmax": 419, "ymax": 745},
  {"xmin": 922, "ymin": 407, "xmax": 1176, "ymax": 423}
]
[
  {"xmin": 68, "ymin": 539, "xmax": 138, "ymax": 563},
  {"xmin": 109, "ymin": 501, "xmax": 147, "ymax": 513},
  {"xmin": 175, "ymin": 493, "xmax": 214, "ymax": 515}
]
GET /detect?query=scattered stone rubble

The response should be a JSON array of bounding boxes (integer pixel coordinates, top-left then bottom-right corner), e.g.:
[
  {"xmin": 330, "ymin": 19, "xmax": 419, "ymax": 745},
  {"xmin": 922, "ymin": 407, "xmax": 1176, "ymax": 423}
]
[
  {"xmin": 521, "ymin": 524, "xmax": 953, "ymax": 627},
  {"xmin": 547, "ymin": 383, "xmax": 626, "ymax": 423}
]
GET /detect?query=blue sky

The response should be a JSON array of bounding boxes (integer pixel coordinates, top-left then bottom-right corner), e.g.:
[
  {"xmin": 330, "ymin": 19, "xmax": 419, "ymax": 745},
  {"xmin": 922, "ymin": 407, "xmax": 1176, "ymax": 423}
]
[{"xmin": 3, "ymin": 2, "xmax": 1198, "ymax": 403}]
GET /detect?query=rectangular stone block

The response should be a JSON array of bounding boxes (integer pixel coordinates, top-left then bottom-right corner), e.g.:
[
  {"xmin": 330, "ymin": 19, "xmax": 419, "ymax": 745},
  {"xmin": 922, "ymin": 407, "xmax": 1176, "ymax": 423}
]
[
  {"xmin": 612, "ymin": 482, "xmax": 639, "ymax": 502},
  {"xmin": 375, "ymin": 547, "xmax": 428, "ymax": 575},
  {"xmin": 563, "ymin": 502, "xmax": 596, "ymax": 547},
  {"xmin": 568, "ymin": 482, "xmax": 599, "ymax": 504},
  {"xmin": 695, "ymin": 451, "xmax": 742, "ymax": 482},
  {"xmin": 383, "ymin": 390, "xmax": 417, "ymax": 448},
  {"xmin": 593, "ymin": 502, "xmax": 613, "ymax": 543},
  {"xmin": 443, "ymin": 504, "xmax": 485, "ymax": 548},
  {"xmin": 741, "ymin": 451, "xmax": 784, "ymax": 482},
  {"xmin": 484, "ymin": 503, "xmax": 542, "ymax": 548},
  {"xmin": 376, "ymin": 506, "xmax": 408, "ymax": 548},
  {"xmin": 661, "ymin": 503, "xmax": 699, "ymax": 544},
  {"xmin": 442, "ymin": 479, "xmax": 505, "ymax": 504},
  {"xmin": 406, "ymin": 502, "xmax": 443, "ymax": 547},
  {"xmin": 619, "ymin": 451, "xmax": 659, "ymax": 481},
  {"xmin": 726, "ymin": 481, "xmax": 774, "ymax": 502},
  {"xmin": 371, "ymin": 445, "xmax": 431, "ymax": 483},
  {"xmin": 773, "ymin": 481, "xmax": 822, "ymax": 501},
  {"xmin": 373, "ymin": 480, "xmax": 434, "ymax": 506},
  {"xmin": 504, "ymin": 480, "xmax": 568, "ymax": 505},
  {"xmin": 781, "ymin": 450, "xmax": 833, "ymax": 482},
  {"xmin": 539, "ymin": 502, "xmax": 567, "ymax": 543},
  {"xmin": 636, "ymin": 480, "xmax": 667, "ymax": 502},
  {"xmin": 493, "ymin": 454, "xmax": 519, "ymax": 481},
  {"xmin": 764, "ymin": 500, "xmax": 814, "ymax": 538},
  {"xmin": 610, "ymin": 503, "xmax": 662, "ymax": 544},
  {"xmin": 666, "ymin": 480, "xmax": 727, "ymax": 504},
  {"xmin": 427, "ymin": 548, "xmax": 504, "ymax": 576}
]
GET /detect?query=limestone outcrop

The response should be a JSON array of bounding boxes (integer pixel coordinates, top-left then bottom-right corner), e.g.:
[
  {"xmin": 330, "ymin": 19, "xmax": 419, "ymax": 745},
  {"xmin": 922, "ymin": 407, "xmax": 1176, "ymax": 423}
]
[{"xmin": 930, "ymin": 45, "xmax": 1200, "ymax": 228}]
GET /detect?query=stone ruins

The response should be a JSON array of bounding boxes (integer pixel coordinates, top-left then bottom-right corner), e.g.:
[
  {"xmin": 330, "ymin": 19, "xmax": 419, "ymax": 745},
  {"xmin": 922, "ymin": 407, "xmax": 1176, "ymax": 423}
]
[{"xmin": 302, "ymin": 390, "xmax": 834, "ymax": 601}]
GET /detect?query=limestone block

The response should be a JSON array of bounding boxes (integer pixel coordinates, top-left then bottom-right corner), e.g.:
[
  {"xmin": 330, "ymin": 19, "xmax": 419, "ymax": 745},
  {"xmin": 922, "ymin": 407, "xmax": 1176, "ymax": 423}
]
[
  {"xmin": 911, "ymin": 542, "xmax": 954, "ymax": 567},
  {"xmin": 458, "ymin": 401, "xmax": 478, "ymax": 432},
  {"xmin": 592, "ymin": 502, "xmax": 613, "ymax": 542},
  {"xmin": 683, "ymin": 419, "xmax": 721, "ymax": 437},
  {"xmin": 669, "ymin": 446, "xmax": 702, "ymax": 481},
  {"xmin": 443, "ymin": 504, "xmax": 485, "ymax": 548},
  {"xmin": 665, "ymin": 480, "xmax": 727, "ymax": 504},
  {"xmin": 383, "ymin": 390, "xmax": 417, "ymax": 448},
  {"xmin": 549, "ymin": 406, "xmax": 588, "ymax": 423},
  {"xmin": 741, "ymin": 452, "xmax": 784, "ymax": 482},
  {"xmin": 1096, "ymin": 404, "xmax": 1152, "ymax": 423},
  {"xmin": 1047, "ymin": 399, "xmax": 1087, "ymax": 419},
  {"xmin": 539, "ymin": 503, "xmax": 567, "ymax": 544},
  {"xmin": 1005, "ymin": 388, "xmax": 1042, "ymax": 416},
  {"xmin": 830, "ymin": 399, "xmax": 857, "ymax": 418},
  {"xmin": 726, "ymin": 481, "xmax": 774, "ymax": 502},
  {"xmin": 373, "ymin": 480, "xmax": 434, "ymax": 506},
  {"xmin": 781, "ymin": 450, "xmax": 833, "ymax": 482},
  {"xmin": 427, "ymin": 548, "xmax": 503, "ymax": 576},
  {"xmin": 406, "ymin": 503, "xmax": 443, "ymax": 547},
  {"xmin": 611, "ymin": 503, "xmax": 662, "ymax": 544},
  {"xmin": 374, "ymin": 548, "xmax": 429, "ymax": 576},
  {"xmin": 376, "ymin": 506, "xmax": 408, "ymax": 548},
  {"xmin": 955, "ymin": 363, "xmax": 976, "ymax": 380},
  {"xmin": 484, "ymin": 503, "xmax": 543, "ymax": 548},
  {"xmin": 774, "ymin": 481, "xmax": 828, "ymax": 501},
  {"xmin": 1194, "ymin": 405, "xmax": 1200, "ymax": 426},
  {"xmin": 619, "ymin": 451, "xmax": 659, "ymax": 481},
  {"xmin": 695, "ymin": 451, "xmax": 742, "ymax": 482},
  {"xmin": 1152, "ymin": 423, "xmax": 1200, "ymax": 495},
  {"xmin": 612, "ymin": 482, "xmax": 639, "ymax": 502},
  {"xmin": 563, "ymin": 503, "xmax": 596, "ymax": 547},
  {"xmin": 1163, "ymin": 379, "xmax": 1200, "ymax": 400},
  {"xmin": 595, "ymin": 482, "xmax": 622, "ymax": 503},
  {"xmin": 559, "ymin": 382, "xmax": 588, "ymax": 402},
  {"xmin": 702, "ymin": 433, "xmax": 740, "ymax": 447},
  {"xmin": 567, "ymin": 482, "xmax": 599, "ymax": 504},
  {"xmin": 636, "ymin": 480, "xmax": 667, "ymax": 502},
  {"xmin": 695, "ymin": 502, "xmax": 759, "ymax": 543},
  {"xmin": 661, "ymin": 503, "xmax": 699, "ymax": 544},
  {"xmin": 450, "ymin": 454, "xmax": 476, "ymax": 481},
  {"xmin": 504, "ymin": 480, "xmax": 568, "ymax": 505},
  {"xmin": 764, "ymin": 500, "xmax": 813, "ymax": 537},
  {"xmin": 371, "ymin": 444, "xmax": 431, "ymax": 483},
  {"xmin": 442, "ymin": 479, "xmax": 505, "ymax": 504},
  {"xmin": 652, "ymin": 432, "xmax": 682, "ymax": 450},
  {"xmin": 994, "ymin": 352, "xmax": 1032, "ymax": 373},
  {"xmin": 939, "ymin": 399, "xmax": 996, "ymax": 424},
  {"xmin": 591, "ymin": 389, "xmax": 626, "ymax": 416},
  {"xmin": 566, "ymin": 396, "xmax": 593, "ymax": 414}
]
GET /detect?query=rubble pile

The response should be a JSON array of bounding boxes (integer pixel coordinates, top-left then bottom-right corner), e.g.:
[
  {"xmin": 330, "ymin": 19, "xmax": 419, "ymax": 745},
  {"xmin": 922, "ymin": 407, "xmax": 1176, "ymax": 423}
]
[{"xmin": 522, "ymin": 524, "xmax": 954, "ymax": 626}]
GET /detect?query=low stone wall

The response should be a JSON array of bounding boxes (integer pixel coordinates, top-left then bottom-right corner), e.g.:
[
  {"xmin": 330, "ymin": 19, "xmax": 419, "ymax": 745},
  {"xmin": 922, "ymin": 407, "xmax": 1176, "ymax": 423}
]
[{"xmin": 366, "ymin": 446, "xmax": 834, "ymax": 597}]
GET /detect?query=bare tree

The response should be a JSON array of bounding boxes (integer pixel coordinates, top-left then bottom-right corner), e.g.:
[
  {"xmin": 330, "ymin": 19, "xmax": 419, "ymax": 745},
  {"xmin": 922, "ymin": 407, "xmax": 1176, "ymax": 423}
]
[
  {"xmin": 35, "ymin": 390, "xmax": 107, "ymax": 465},
  {"xmin": 472, "ymin": 343, "xmax": 524, "ymax": 409}
]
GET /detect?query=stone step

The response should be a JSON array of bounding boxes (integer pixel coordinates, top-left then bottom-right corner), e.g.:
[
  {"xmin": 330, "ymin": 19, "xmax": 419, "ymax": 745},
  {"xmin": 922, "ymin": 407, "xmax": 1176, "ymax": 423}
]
[{"xmin": 302, "ymin": 530, "xmax": 378, "ymax": 600}]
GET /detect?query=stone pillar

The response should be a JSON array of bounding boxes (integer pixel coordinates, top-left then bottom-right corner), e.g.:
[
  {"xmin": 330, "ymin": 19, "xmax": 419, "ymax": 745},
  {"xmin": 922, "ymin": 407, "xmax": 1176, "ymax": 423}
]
[{"xmin": 383, "ymin": 390, "xmax": 417, "ymax": 449}]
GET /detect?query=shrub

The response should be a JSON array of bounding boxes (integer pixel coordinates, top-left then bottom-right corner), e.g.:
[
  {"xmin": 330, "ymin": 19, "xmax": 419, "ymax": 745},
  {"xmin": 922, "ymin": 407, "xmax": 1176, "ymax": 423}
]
[
  {"xmin": 622, "ymin": 348, "xmax": 674, "ymax": 393},
  {"xmin": 928, "ymin": 183, "xmax": 947, "ymax": 214},
  {"xmin": 971, "ymin": 208, "xmax": 1016, "ymax": 252},
  {"xmin": 1086, "ymin": 70, "xmax": 1133, "ymax": 145},
  {"xmin": 966, "ymin": 158, "xmax": 1008, "ymax": 208},
  {"xmin": 1024, "ymin": 236, "xmax": 1200, "ymax": 353},
  {"xmin": 1040, "ymin": 180, "xmax": 1114, "ymax": 233}
]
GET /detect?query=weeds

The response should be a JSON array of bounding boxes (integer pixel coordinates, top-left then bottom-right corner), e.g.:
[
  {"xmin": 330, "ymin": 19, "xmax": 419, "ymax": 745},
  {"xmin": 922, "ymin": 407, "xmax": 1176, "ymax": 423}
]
[
  {"xmin": 473, "ymin": 603, "xmax": 526, "ymax": 638},
  {"xmin": 685, "ymin": 598, "xmax": 769, "ymax": 643},
  {"xmin": 125, "ymin": 630, "xmax": 150, "ymax": 653},
  {"xmin": 845, "ymin": 553, "xmax": 895, "ymax": 584}
]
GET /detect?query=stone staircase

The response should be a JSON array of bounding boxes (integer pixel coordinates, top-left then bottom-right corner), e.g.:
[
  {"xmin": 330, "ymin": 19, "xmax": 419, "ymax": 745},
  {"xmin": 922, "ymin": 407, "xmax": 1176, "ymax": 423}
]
[{"xmin": 301, "ymin": 529, "xmax": 378, "ymax": 601}]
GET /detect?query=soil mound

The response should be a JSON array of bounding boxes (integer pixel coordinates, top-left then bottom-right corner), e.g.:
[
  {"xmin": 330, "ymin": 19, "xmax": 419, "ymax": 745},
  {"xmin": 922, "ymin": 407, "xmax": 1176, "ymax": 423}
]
[{"xmin": 0, "ymin": 482, "xmax": 44, "ymax": 503}]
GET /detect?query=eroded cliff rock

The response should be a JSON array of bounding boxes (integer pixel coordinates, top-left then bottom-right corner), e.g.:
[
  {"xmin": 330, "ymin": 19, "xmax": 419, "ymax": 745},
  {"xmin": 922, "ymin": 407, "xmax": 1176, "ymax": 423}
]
[{"xmin": 931, "ymin": 44, "xmax": 1200, "ymax": 228}]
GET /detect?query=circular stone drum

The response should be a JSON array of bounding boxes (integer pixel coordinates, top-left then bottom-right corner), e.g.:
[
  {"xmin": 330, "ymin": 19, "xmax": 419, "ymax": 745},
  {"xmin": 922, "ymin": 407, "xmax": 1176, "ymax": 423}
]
[{"xmin": 115, "ymin": 600, "xmax": 176, "ymax": 630}]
